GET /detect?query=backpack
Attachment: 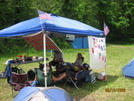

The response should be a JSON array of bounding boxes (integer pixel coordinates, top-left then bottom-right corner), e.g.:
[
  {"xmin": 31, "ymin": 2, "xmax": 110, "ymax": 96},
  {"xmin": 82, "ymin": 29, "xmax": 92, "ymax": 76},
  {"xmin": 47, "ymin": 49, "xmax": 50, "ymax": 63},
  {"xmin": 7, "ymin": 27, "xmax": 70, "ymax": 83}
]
[{"xmin": 85, "ymin": 70, "xmax": 96, "ymax": 83}]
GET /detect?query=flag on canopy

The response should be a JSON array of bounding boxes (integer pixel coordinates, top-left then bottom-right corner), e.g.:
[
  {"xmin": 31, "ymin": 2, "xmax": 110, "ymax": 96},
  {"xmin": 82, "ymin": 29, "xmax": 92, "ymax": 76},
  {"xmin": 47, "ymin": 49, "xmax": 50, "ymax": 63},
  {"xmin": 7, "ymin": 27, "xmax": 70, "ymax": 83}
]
[
  {"xmin": 104, "ymin": 23, "xmax": 110, "ymax": 36},
  {"xmin": 37, "ymin": 10, "xmax": 53, "ymax": 20}
]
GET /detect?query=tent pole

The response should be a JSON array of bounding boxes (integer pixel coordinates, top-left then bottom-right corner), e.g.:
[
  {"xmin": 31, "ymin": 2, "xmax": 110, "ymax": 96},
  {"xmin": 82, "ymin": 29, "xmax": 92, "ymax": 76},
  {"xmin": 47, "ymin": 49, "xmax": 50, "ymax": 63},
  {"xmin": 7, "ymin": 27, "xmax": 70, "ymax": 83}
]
[
  {"xmin": 51, "ymin": 50, "xmax": 53, "ymax": 58},
  {"xmin": 37, "ymin": 9, "xmax": 47, "ymax": 87},
  {"xmin": 105, "ymin": 38, "xmax": 107, "ymax": 81},
  {"xmin": 87, "ymin": 36, "xmax": 90, "ymax": 67},
  {"xmin": 43, "ymin": 32, "xmax": 47, "ymax": 87},
  {"xmin": 105, "ymin": 64, "xmax": 107, "ymax": 80}
]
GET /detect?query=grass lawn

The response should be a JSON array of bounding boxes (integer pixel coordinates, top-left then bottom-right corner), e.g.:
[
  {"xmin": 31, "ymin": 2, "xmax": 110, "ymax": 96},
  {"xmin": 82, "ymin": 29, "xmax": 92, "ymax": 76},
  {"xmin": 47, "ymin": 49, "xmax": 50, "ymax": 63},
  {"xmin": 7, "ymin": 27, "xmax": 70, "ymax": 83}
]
[{"xmin": 0, "ymin": 44, "xmax": 134, "ymax": 101}]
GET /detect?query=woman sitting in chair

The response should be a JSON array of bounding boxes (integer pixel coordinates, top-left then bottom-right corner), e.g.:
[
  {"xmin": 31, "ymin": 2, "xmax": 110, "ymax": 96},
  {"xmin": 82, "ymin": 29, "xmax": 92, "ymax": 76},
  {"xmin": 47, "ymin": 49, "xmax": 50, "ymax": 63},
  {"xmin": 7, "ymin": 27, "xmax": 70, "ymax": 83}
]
[
  {"xmin": 60, "ymin": 53, "xmax": 84, "ymax": 73},
  {"xmin": 33, "ymin": 64, "xmax": 66, "ymax": 87}
]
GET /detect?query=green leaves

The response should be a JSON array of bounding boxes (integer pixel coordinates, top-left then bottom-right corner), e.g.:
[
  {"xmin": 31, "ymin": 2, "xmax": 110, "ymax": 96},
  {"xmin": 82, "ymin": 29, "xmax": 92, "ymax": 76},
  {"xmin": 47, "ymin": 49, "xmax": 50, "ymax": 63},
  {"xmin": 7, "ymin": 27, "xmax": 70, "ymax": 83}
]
[{"xmin": 1, "ymin": 0, "xmax": 134, "ymax": 54}]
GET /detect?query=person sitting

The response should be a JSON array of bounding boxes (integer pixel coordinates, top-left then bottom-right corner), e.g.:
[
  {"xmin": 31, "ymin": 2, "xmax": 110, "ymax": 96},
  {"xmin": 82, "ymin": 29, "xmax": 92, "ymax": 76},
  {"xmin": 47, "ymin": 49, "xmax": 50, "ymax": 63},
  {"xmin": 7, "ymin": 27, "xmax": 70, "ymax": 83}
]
[
  {"xmin": 27, "ymin": 69, "xmax": 36, "ymax": 81},
  {"xmin": 64, "ymin": 63, "xmax": 90, "ymax": 89},
  {"xmin": 32, "ymin": 64, "xmax": 66, "ymax": 87},
  {"xmin": 73, "ymin": 63, "xmax": 89, "ymax": 80},
  {"xmin": 60, "ymin": 53, "xmax": 84, "ymax": 73},
  {"xmin": 49, "ymin": 50, "xmax": 64, "ymax": 73}
]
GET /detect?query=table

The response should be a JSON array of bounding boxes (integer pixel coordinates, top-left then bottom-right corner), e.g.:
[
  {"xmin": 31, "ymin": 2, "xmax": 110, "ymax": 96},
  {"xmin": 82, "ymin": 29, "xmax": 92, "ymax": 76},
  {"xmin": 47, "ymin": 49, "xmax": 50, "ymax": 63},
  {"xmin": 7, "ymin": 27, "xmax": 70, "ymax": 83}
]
[
  {"xmin": 5, "ymin": 57, "xmax": 49, "ymax": 84},
  {"xmin": 5, "ymin": 57, "xmax": 49, "ymax": 65}
]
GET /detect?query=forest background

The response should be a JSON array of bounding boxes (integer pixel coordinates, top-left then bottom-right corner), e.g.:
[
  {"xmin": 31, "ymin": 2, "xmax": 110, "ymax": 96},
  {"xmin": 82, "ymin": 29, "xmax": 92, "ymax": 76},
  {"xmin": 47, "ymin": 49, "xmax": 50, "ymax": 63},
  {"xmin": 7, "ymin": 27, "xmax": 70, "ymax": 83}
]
[{"xmin": 0, "ymin": 0, "xmax": 134, "ymax": 54}]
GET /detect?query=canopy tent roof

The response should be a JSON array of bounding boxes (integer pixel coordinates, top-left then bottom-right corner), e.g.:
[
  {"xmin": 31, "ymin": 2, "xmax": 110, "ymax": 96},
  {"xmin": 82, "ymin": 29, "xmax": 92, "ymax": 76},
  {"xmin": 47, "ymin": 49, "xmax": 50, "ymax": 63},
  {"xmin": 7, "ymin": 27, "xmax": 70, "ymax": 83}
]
[{"xmin": 0, "ymin": 13, "xmax": 104, "ymax": 38}]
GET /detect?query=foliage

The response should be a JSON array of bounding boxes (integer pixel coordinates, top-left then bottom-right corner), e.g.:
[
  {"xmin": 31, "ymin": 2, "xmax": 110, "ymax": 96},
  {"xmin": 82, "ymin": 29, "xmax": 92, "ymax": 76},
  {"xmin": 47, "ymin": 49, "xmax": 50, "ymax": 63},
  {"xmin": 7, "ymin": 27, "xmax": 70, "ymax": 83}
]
[
  {"xmin": 1, "ymin": 0, "xmax": 134, "ymax": 54},
  {"xmin": 96, "ymin": 0, "xmax": 134, "ymax": 42},
  {"xmin": 0, "ymin": 38, "xmax": 34, "ymax": 54},
  {"xmin": 0, "ymin": 0, "xmax": 36, "ymax": 30},
  {"xmin": 59, "ymin": 0, "xmax": 100, "ymax": 28},
  {"xmin": 52, "ymin": 38, "xmax": 72, "ymax": 49}
]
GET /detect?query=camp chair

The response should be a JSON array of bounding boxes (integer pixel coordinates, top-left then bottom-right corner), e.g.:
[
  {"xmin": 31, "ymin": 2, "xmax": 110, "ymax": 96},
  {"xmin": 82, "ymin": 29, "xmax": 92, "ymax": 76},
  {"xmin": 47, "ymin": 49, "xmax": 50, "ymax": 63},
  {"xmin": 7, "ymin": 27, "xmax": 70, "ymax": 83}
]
[
  {"xmin": 64, "ymin": 70, "xmax": 90, "ymax": 90},
  {"xmin": 11, "ymin": 72, "xmax": 30, "ymax": 96},
  {"xmin": 34, "ymin": 68, "xmax": 54, "ymax": 87}
]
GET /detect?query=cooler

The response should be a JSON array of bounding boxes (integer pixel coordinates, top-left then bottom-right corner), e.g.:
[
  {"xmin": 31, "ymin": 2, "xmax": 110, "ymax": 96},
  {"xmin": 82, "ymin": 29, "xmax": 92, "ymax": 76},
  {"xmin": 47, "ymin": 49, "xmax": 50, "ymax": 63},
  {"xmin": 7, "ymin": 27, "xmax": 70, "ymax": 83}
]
[{"xmin": 97, "ymin": 71, "xmax": 107, "ymax": 81}]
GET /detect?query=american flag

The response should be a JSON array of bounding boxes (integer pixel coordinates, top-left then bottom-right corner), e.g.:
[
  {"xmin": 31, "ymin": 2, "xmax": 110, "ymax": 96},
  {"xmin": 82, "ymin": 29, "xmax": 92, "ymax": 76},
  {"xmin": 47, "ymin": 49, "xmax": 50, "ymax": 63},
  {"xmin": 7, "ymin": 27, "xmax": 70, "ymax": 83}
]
[
  {"xmin": 37, "ymin": 10, "xmax": 53, "ymax": 20},
  {"xmin": 104, "ymin": 23, "xmax": 110, "ymax": 36}
]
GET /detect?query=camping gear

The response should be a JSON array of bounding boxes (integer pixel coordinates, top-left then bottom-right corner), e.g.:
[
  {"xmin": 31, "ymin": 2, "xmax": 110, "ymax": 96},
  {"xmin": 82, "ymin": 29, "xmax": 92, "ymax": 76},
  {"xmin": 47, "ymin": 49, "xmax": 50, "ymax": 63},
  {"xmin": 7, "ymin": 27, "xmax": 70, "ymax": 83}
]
[
  {"xmin": 34, "ymin": 68, "xmax": 53, "ymax": 87},
  {"xmin": 97, "ymin": 71, "xmax": 107, "ymax": 81},
  {"xmin": 64, "ymin": 63, "xmax": 96, "ymax": 90},
  {"xmin": 64, "ymin": 70, "xmax": 91, "ymax": 90},
  {"xmin": 85, "ymin": 70, "xmax": 96, "ymax": 83},
  {"xmin": 122, "ymin": 58, "xmax": 134, "ymax": 79},
  {"xmin": 11, "ymin": 72, "xmax": 30, "ymax": 96},
  {"xmin": 14, "ymin": 86, "xmax": 74, "ymax": 101}
]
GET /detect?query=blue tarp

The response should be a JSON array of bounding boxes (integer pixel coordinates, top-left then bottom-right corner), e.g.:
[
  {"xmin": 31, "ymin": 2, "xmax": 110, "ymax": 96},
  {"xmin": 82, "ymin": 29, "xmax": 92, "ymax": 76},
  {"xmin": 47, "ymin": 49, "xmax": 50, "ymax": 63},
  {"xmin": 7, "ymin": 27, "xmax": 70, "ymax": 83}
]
[
  {"xmin": 0, "ymin": 13, "xmax": 104, "ymax": 38},
  {"xmin": 122, "ymin": 58, "xmax": 134, "ymax": 79},
  {"xmin": 72, "ymin": 38, "xmax": 88, "ymax": 49}
]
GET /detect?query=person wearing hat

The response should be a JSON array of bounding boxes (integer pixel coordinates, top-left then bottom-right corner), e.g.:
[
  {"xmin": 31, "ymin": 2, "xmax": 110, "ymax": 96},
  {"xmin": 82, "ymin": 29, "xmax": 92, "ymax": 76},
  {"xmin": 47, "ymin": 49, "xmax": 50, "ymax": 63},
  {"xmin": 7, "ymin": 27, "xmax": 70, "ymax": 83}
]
[
  {"xmin": 73, "ymin": 63, "xmax": 90, "ymax": 80},
  {"xmin": 71, "ymin": 63, "xmax": 90, "ymax": 80}
]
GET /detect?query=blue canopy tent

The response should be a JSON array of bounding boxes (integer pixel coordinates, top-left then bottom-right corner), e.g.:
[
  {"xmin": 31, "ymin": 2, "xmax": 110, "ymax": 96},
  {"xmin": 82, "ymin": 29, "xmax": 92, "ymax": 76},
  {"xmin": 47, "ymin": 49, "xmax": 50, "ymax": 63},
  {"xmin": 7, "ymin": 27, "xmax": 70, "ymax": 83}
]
[
  {"xmin": 0, "ymin": 12, "xmax": 104, "ymax": 100},
  {"xmin": 0, "ymin": 12, "xmax": 104, "ymax": 84},
  {"xmin": 0, "ymin": 13, "xmax": 104, "ymax": 38}
]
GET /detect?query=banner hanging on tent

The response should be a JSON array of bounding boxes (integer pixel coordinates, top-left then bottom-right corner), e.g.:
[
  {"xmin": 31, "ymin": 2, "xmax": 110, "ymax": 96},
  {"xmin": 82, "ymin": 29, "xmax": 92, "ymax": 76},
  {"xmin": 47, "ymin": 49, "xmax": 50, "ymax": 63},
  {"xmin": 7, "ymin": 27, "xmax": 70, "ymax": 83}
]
[{"xmin": 88, "ymin": 36, "xmax": 106, "ymax": 69}]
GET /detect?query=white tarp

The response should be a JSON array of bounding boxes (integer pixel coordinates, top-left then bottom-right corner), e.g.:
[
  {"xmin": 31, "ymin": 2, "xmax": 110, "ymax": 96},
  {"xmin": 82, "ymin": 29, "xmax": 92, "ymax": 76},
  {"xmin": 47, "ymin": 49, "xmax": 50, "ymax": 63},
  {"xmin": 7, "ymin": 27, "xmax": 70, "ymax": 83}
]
[{"xmin": 88, "ymin": 36, "xmax": 106, "ymax": 69}]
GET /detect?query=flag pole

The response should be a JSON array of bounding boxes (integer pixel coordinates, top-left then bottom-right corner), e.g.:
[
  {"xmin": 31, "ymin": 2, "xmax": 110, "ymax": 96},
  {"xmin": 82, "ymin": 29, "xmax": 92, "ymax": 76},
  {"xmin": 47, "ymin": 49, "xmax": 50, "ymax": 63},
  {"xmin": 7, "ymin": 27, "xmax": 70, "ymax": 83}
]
[{"xmin": 103, "ymin": 22, "xmax": 108, "ymax": 80}]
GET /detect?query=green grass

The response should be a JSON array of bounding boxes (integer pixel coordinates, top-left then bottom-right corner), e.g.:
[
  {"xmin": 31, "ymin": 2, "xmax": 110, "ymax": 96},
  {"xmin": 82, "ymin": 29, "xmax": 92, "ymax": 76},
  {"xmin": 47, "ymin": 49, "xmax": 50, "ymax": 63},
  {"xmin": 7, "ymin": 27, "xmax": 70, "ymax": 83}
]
[{"xmin": 0, "ymin": 45, "xmax": 134, "ymax": 101}]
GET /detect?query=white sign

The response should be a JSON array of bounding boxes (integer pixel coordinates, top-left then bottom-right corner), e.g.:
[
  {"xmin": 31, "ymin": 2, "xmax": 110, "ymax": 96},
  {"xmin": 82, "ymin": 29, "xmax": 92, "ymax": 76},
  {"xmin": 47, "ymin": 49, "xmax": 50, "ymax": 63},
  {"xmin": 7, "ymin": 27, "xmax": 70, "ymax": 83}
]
[
  {"xmin": 66, "ymin": 34, "xmax": 75, "ymax": 41},
  {"xmin": 88, "ymin": 36, "xmax": 106, "ymax": 69}
]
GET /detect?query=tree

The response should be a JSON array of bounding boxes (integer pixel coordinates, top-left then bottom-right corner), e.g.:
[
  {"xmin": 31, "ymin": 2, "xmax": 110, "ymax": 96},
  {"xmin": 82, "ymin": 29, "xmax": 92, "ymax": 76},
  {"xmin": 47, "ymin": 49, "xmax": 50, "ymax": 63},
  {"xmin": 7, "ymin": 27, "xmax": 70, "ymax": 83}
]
[
  {"xmin": 96, "ymin": 0, "xmax": 134, "ymax": 43},
  {"xmin": 0, "ymin": 0, "xmax": 36, "ymax": 54}
]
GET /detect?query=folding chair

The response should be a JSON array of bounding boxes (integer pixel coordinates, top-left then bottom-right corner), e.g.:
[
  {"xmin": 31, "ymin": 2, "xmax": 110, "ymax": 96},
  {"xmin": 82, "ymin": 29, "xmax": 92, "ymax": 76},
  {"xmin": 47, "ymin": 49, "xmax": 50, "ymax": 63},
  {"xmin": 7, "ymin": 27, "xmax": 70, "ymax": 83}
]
[
  {"xmin": 11, "ymin": 72, "xmax": 30, "ymax": 96},
  {"xmin": 34, "ymin": 68, "xmax": 54, "ymax": 87},
  {"xmin": 64, "ymin": 71, "xmax": 90, "ymax": 90}
]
